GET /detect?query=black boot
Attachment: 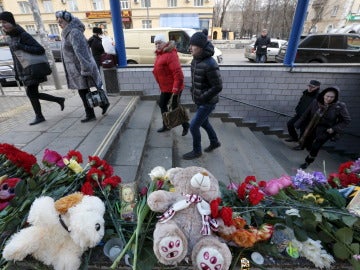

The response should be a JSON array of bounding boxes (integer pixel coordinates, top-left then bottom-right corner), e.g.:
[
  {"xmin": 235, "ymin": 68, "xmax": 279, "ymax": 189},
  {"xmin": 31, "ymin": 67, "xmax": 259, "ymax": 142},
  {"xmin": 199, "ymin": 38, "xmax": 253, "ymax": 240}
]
[
  {"xmin": 78, "ymin": 89, "xmax": 96, "ymax": 122},
  {"xmin": 29, "ymin": 98, "xmax": 45, "ymax": 125},
  {"xmin": 300, "ymin": 155, "xmax": 315, "ymax": 169},
  {"xmin": 38, "ymin": 93, "xmax": 65, "ymax": 111},
  {"xmin": 182, "ymin": 122, "xmax": 190, "ymax": 136}
]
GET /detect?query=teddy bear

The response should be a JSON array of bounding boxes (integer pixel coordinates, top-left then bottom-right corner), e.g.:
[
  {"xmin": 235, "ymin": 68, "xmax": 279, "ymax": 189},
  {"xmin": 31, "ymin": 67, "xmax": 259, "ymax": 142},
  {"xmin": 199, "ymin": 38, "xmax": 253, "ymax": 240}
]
[
  {"xmin": 0, "ymin": 177, "xmax": 21, "ymax": 211},
  {"xmin": 3, "ymin": 192, "xmax": 105, "ymax": 270},
  {"xmin": 147, "ymin": 166, "xmax": 232, "ymax": 270}
]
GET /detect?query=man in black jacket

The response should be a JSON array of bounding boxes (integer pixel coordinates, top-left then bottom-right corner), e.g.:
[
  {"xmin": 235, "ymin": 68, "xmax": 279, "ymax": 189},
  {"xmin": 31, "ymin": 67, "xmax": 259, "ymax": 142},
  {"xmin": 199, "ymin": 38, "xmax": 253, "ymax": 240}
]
[
  {"xmin": 254, "ymin": 29, "xmax": 271, "ymax": 63},
  {"xmin": 88, "ymin": 27, "xmax": 105, "ymax": 69},
  {"xmin": 286, "ymin": 80, "xmax": 321, "ymax": 144},
  {"xmin": 182, "ymin": 32, "xmax": 222, "ymax": 160}
]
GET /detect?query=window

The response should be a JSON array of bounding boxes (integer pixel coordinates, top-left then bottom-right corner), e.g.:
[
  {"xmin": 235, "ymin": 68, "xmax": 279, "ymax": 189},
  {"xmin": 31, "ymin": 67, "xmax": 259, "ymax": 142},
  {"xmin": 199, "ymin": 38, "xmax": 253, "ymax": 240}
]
[
  {"xmin": 347, "ymin": 36, "xmax": 360, "ymax": 49},
  {"xmin": 141, "ymin": 0, "xmax": 151, "ymax": 8},
  {"xmin": 170, "ymin": 31, "xmax": 190, "ymax": 54},
  {"xmin": 331, "ymin": 5, "xmax": 339, "ymax": 17},
  {"xmin": 300, "ymin": 35, "xmax": 328, "ymax": 48},
  {"xmin": 49, "ymin": 24, "xmax": 60, "ymax": 36},
  {"xmin": 168, "ymin": 0, "xmax": 177, "ymax": 7},
  {"xmin": 329, "ymin": 35, "xmax": 345, "ymax": 49},
  {"xmin": 142, "ymin": 20, "xmax": 151, "ymax": 28},
  {"xmin": 194, "ymin": 0, "xmax": 203, "ymax": 7},
  {"xmin": 43, "ymin": 0, "xmax": 53, "ymax": 13},
  {"xmin": 68, "ymin": 0, "xmax": 79, "ymax": 11},
  {"xmin": 25, "ymin": 25, "xmax": 36, "ymax": 35},
  {"xmin": 18, "ymin": 1, "xmax": 31, "ymax": 14},
  {"xmin": 93, "ymin": 0, "xmax": 104, "ymax": 10},
  {"xmin": 120, "ymin": 0, "xmax": 129, "ymax": 9}
]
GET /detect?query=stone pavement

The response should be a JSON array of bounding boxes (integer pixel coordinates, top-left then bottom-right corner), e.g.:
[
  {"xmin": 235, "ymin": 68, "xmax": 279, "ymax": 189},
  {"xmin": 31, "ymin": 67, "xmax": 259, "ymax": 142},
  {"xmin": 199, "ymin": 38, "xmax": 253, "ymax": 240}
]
[{"xmin": 0, "ymin": 85, "xmax": 137, "ymax": 162}]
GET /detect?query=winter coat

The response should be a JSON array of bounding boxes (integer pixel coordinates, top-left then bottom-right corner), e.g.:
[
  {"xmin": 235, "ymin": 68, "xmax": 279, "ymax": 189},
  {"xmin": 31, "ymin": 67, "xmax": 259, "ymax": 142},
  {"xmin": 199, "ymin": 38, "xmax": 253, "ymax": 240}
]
[
  {"xmin": 190, "ymin": 41, "xmax": 222, "ymax": 105},
  {"xmin": 254, "ymin": 35, "xmax": 271, "ymax": 55},
  {"xmin": 60, "ymin": 17, "xmax": 101, "ymax": 90},
  {"xmin": 6, "ymin": 25, "xmax": 47, "ymax": 86},
  {"xmin": 152, "ymin": 41, "xmax": 184, "ymax": 94},
  {"xmin": 88, "ymin": 34, "xmax": 105, "ymax": 67},
  {"xmin": 295, "ymin": 86, "xmax": 351, "ymax": 139},
  {"xmin": 295, "ymin": 89, "xmax": 319, "ymax": 115}
]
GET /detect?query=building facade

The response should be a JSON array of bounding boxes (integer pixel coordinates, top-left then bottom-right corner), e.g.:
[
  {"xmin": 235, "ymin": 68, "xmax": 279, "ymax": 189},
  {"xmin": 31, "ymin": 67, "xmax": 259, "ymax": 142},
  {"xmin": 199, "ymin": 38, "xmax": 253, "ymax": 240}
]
[
  {"xmin": 0, "ymin": 0, "xmax": 214, "ymax": 40},
  {"xmin": 303, "ymin": 0, "xmax": 360, "ymax": 33}
]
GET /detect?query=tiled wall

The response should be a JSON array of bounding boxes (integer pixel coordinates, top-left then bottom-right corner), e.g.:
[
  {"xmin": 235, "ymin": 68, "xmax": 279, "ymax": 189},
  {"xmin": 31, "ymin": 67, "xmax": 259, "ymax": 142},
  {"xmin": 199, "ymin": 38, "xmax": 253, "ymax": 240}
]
[{"xmin": 113, "ymin": 64, "xmax": 360, "ymax": 154}]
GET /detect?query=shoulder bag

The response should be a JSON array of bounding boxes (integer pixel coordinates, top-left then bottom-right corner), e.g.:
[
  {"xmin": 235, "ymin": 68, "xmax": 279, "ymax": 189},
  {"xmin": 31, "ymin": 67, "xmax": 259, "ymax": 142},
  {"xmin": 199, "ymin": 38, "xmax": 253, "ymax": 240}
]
[
  {"xmin": 86, "ymin": 77, "xmax": 110, "ymax": 108},
  {"xmin": 162, "ymin": 94, "xmax": 189, "ymax": 129},
  {"xmin": 13, "ymin": 50, "xmax": 52, "ymax": 79}
]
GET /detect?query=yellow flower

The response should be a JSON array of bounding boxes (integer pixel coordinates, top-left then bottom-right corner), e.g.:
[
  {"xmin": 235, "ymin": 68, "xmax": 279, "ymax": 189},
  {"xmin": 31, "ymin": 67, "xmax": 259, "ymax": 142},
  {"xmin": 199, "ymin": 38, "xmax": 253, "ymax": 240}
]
[{"xmin": 63, "ymin": 158, "xmax": 83, "ymax": 174}]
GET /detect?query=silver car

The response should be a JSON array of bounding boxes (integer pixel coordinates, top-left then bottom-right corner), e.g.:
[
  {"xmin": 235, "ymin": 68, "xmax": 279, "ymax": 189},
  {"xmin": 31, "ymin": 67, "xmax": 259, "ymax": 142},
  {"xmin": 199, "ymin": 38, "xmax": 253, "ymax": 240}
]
[
  {"xmin": 244, "ymin": 38, "xmax": 287, "ymax": 62},
  {"xmin": 0, "ymin": 46, "xmax": 17, "ymax": 87}
]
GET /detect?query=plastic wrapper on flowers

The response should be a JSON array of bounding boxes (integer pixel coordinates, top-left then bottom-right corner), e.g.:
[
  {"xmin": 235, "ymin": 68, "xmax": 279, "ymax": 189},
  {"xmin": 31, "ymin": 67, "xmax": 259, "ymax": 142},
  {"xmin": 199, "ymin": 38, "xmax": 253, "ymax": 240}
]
[
  {"xmin": 0, "ymin": 144, "xmax": 123, "ymax": 269},
  {"xmin": 216, "ymin": 166, "xmax": 360, "ymax": 269}
]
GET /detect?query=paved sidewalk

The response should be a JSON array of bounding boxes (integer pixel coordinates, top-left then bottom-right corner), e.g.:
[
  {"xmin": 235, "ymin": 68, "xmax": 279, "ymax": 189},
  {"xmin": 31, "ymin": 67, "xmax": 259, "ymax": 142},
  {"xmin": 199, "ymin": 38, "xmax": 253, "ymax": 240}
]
[{"xmin": 0, "ymin": 86, "xmax": 137, "ymax": 162}]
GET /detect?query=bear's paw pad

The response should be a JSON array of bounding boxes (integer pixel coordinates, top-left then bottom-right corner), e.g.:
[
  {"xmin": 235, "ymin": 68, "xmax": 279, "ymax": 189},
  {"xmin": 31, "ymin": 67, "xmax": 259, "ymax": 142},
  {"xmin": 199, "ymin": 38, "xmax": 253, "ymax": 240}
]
[
  {"xmin": 159, "ymin": 236, "xmax": 184, "ymax": 260},
  {"xmin": 196, "ymin": 247, "xmax": 225, "ymax": 270}
]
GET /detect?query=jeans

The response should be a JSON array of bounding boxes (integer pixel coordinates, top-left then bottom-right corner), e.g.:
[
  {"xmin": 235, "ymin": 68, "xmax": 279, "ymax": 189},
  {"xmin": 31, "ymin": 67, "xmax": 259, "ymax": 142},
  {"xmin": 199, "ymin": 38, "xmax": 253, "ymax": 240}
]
[
  {"xmin": 190, "ymin": 104, "xmax": 219, "ymax": 153},
  {"xmin": 256, "ymin": 54, "xmax": 266, "ymax": 63}
]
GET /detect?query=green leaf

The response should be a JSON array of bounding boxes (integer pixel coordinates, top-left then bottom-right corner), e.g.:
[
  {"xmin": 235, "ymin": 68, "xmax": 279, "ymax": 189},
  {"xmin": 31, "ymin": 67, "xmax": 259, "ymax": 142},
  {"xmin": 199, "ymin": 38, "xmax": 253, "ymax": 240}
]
[
  {"xmin": 351, "ymin": 243, "xmax": 359, "ymax": 254},
  {"xmin": 27, "ymin": 178, "xmax": 37, "ymax": 190},
  {"xmin": 318, "ymin": 231, "xmax": 334, "ymax": 243},
  {"xmin": 14, "ymin": 179, "xmax": 26, "ymax": 196},
  {"xmin": 335, "ymin": 227, "xmax": 353, "ymax": 245},
  {"xmin": 333, "ymin": 242, "xmax": 350, "ymax": 259},
  {"xmin": 350, "ymin": 257, "xmax": 360, "ymax": 270},
  {"xmin": 324, "ymin": 189, "xmax": 346, "ymax": 208},
  {"xmin": 293, "ymin": 226, "xmax": 308, "ymax": 242},
  {"xmin": 342, "ymin": 215, "xmax": 358, "ymax": 227}
]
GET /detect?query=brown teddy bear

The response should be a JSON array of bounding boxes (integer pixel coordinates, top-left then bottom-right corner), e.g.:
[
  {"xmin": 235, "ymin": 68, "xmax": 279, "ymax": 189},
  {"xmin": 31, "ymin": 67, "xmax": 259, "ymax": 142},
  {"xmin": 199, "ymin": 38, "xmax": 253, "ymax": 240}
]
[{"xmin": 147, "ymin": 166, "xmax": 232, "ymax": 270}]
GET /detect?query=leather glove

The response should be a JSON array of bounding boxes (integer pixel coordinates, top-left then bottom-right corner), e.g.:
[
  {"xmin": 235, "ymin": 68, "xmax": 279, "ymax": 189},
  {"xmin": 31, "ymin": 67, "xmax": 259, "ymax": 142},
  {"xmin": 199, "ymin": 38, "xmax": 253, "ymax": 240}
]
[{"xmin": 171, "ymin": 94, "xmax": 179, "ymax": 109}]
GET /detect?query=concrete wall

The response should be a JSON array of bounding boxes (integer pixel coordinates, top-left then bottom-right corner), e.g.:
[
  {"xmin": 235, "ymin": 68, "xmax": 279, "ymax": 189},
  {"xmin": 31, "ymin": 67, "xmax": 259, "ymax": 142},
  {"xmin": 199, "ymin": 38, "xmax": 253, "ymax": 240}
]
[{"xmin": 111, "ymin": 64, "xmax": 360, "ymax": 155}]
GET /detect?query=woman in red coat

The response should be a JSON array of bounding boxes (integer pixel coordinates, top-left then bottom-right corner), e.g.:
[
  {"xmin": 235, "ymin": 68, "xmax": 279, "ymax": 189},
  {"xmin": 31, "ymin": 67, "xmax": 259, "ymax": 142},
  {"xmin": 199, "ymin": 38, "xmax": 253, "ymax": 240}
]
[{"xmin": 152, "ymin": 34, "xmax": 189, "ymax": 136}]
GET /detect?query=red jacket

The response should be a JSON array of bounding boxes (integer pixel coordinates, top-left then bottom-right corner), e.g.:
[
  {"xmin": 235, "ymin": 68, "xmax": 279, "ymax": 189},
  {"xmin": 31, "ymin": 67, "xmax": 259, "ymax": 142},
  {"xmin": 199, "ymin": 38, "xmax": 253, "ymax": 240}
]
[{"xmin": 152, "ymin": 41, "xmax": 184, "ymax": 94}]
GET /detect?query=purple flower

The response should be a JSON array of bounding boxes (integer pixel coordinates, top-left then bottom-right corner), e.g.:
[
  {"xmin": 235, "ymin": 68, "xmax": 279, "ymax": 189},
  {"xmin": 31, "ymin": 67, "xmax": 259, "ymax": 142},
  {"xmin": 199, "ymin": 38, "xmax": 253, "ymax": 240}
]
[
  {"xmin": 312, "ymin": 171, "xmax": 327, "ymax": 184},
  {"xmin": 292, "ymin": 169, "xmax": 314, "ymax": 189},
  {"xmin": 350, "ymin": 158, "xmax": 360, "ymax": 173}
]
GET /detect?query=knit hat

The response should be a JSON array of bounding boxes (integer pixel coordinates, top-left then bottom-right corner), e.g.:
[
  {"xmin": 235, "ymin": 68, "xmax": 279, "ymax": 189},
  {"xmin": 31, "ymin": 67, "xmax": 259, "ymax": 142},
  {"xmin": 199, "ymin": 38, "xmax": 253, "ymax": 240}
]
[
  {"xmin": 93, "ymin": 27, "xmax": 103, "ymax": 35},
  {"xmin": 154, "ymin": 34, "xmax": 166, "ymax": 43},
  {"xmin": 309, "ymin": 80, "xmax": 321, "ymax": 87},
  {"xmin": 190, "ymin": 32, "xmax": 208, "ymax": 48},
  {"xmin": 0, "ymin": 11, "xmax": 16, "ymax": 25}
]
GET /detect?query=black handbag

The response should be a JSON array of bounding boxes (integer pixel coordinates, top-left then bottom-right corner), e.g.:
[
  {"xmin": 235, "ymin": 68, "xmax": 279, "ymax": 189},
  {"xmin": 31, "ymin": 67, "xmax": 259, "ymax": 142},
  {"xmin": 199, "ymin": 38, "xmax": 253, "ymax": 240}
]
[
  {"xmin": 162, "ymin": 95, "xmax": 189, "ymax": 129},
  {"xmin": 86, "ymin": 77, "xmax": 110, "ymax": 108},
  {"xmin": 13, "ymin": 50, "xmax": 52, "ymax": 79}
]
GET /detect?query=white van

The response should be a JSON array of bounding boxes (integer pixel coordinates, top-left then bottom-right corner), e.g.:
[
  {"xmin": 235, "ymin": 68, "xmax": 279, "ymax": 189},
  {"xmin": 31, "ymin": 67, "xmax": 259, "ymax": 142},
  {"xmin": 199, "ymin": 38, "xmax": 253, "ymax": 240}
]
[{"xmin": 123, "ymin": 28, "xmax": 223, "ymax": 65}]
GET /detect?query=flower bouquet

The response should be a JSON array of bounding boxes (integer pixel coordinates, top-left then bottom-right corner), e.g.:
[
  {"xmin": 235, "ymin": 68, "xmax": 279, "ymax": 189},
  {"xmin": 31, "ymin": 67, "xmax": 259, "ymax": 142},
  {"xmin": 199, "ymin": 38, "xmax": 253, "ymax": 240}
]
[{"xmin": 0, "ymin": 143, "xmax": 123, "ymax": 269}]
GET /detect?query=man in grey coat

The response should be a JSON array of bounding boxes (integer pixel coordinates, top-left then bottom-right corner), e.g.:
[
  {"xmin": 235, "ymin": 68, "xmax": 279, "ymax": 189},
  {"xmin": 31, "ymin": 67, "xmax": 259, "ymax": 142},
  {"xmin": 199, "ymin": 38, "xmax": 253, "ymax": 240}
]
[{"xmin": 56, "ymin": 10, "xmax": 109, "ymax": 122}]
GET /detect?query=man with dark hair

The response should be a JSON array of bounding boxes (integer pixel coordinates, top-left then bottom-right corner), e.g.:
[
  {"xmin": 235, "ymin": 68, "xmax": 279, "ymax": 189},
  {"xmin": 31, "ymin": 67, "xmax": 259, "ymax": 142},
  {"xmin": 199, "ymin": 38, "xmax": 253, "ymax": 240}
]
[
  {"xmin": 286, "ymin": 80, "xmax": 321, "ymax": 145},
  {"xmin": 88, "ymin": 27, "xmax": 105, "ymax": 69}
]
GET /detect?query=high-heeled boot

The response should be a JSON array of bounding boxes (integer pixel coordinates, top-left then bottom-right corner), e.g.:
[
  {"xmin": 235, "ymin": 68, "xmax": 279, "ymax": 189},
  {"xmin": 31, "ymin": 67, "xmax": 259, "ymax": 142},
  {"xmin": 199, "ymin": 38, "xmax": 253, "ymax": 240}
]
[
  {"xmin": 300, "ymin": 155, "xmax": 315, "ymax": 169},
  {"xmin": 29, "ymin": 98, "xmax": 45, "ymax": 125}
]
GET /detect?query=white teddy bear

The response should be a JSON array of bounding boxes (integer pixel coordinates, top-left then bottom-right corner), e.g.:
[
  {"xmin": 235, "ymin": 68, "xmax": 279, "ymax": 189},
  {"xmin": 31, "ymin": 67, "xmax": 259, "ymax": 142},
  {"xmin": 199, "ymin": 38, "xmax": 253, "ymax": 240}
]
[{"xmin": 3, "ymin": 192, "xmax": 105, "ymax": 270}]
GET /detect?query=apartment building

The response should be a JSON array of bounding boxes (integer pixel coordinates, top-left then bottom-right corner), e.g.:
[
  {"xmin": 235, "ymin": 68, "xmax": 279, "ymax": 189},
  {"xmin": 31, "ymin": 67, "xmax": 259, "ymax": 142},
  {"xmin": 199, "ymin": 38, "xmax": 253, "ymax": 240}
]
[
  {"xmin": 303, "ymin": 0, "xmax": 360, "ymax": 33},
  {"xmin": 0, "ymin": 0, "xmax": 214, "ymax": 39}
]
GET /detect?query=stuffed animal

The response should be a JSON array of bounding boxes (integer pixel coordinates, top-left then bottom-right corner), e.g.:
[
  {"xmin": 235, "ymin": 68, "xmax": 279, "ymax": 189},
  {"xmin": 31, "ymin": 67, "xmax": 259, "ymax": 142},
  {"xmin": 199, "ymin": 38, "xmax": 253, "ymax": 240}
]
[
  {"xmin": 147, "ymin": 166, "xmax": 232, "ymax": 270},
  {"xmin": 3, "ymin": 192, "xmax": 105, "ymax": 270},
  {"xmin": 0, "ymin": 177, "xmax": 21, "ymax": 211}
]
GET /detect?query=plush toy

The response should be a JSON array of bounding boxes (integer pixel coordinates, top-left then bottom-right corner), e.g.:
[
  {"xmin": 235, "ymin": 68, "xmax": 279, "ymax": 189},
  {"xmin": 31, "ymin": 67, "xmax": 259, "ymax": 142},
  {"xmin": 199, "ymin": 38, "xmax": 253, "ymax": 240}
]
[
  {"xmin": 0, "ymin": 177, "xmax": 21, "ymax": 211},
  {"xmin": 147, "ymin": 166, "xmax": 232, "ymax": 270},
  {"xmin": 3, "ymin": 192, "xmax": 105, "ymax": 270}
]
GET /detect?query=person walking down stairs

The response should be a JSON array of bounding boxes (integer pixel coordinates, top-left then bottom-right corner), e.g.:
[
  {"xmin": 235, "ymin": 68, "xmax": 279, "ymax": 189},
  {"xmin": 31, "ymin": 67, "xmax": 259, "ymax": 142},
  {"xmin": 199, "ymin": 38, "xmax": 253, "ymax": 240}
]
[
  {"xmin": 0, "ymin": 11, "xmax": 65, "ymax": 125},
  {"xmin": 182, "ymin": 32, "xmax": 222, "ymax": 160},
  {"xmin": 294, "ymin": 86, "xmax": 351, "ymax": 169}
]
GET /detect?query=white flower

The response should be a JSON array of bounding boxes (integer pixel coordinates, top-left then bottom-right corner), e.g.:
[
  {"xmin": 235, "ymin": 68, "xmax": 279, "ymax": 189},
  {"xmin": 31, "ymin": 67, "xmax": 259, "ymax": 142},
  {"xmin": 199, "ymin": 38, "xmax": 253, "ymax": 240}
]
[
  {"xmin": 148, "ymin": 166, "xmax": 166, "ymax": 181},
  {"xmin": 285, "ymin": 208, "xmax": 300, "ymax": 217},
  {"xmin": 291, "ymin": 238, "xmax": 334, "ymax": 269}
]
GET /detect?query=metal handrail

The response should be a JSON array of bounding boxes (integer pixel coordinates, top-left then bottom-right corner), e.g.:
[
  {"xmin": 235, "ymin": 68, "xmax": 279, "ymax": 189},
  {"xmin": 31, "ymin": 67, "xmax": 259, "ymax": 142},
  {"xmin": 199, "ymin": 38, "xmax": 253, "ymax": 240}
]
[{"xmin": 219, "ymin": 95, "xmax": 292, "ymax": 118}]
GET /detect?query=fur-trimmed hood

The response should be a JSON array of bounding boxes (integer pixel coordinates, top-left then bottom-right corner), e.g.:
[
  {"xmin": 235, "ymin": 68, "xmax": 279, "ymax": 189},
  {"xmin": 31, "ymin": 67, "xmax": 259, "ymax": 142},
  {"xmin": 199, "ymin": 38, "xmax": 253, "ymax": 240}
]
[
  {"xmin": 317, "ymin": 86, "xmax": 340, "ymax": 104},
  {"xmin": 155, "ymin": 40, "xmax": 176, "ymax": 55},
  {"xmin": 61, "ymin": 16, "xmax": 85, "ymax": 39}
]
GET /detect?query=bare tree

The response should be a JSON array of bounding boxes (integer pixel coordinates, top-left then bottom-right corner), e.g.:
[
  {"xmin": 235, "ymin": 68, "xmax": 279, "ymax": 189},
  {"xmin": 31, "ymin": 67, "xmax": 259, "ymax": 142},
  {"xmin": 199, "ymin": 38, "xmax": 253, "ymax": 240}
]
[{"xmin": 214, "ymin": 0, "xmax": 232, "ymax": 27}]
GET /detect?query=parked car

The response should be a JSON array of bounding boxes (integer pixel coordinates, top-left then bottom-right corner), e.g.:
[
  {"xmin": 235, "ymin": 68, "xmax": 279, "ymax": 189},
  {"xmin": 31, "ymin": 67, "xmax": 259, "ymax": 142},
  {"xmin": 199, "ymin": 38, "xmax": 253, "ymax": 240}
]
[
  {"xmin": 275, "ymin": 33, "xmax": 360, "ymax": 63},
  {"xmin": 0, "ymin": 46, "xmax": 18, "ymax": 87},
  {"xmin": 244, "ymin": 38, "xmax": 287, "ymax": 62},
  {"xmin": 49, "ymin": 41, "xmax": 62, "ymax": 62}
]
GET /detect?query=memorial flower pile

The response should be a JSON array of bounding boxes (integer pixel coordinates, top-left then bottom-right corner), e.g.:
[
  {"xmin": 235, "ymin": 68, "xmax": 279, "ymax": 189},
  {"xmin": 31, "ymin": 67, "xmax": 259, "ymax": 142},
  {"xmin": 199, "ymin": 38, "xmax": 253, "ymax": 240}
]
[{"xmin": 1, "ymin": 142, "xmax": 360, "ymax": 270}]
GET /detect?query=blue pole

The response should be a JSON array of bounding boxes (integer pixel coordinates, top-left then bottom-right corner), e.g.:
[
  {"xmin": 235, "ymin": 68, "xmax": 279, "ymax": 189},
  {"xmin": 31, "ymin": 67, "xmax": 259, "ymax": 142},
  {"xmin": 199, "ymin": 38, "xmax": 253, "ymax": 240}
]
[
  {"xmin": 109, "ymin": 0, "xmax": 127, "ymax": 67},
  {"xmin": 283, "ymin": 0, "xmax": 310, "ymax": 67}
]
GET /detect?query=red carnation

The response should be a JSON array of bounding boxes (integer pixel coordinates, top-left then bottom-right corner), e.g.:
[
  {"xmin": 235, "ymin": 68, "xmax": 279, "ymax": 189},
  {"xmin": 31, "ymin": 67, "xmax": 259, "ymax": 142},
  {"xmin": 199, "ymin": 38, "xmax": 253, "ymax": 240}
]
[
  {"xmin": 81, "ymin": 181, "xmax": 94, "ymax": 195},
  {"xmin": 249, "ymin": 187, "xmax": 264, "ymax": 205},
  {"xmin": 237, "ymin": 182, "xmax": 247, "ymax": 200},
  {"xmin": 66, "ymin": 150, "xmax": 83, "ymax": 164},
  {"xmin": 220, "ymin": 206, "xmax": 233, "ymax": 226},
  {"xmin": 210, "ymin": 198, "xmax": 222, "ymax": 218},
  {"xmin": 101, "ymin": 175, "xmax": 122, "ymax": 188}
]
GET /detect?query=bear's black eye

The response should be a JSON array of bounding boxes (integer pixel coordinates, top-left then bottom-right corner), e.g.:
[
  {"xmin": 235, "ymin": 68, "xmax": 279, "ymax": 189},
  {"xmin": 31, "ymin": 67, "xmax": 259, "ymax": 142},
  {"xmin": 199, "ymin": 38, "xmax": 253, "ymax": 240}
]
[
  {"xmin": 9, "ymin": 187, "xmax": 15, "ymax": 194},
  {"xmin": 95, "ymin": 223, "xmax": 101, "ymax": 231},
  {"xmin": 2, "ymin": 184, "xmax": 8, "ymax": 190}
]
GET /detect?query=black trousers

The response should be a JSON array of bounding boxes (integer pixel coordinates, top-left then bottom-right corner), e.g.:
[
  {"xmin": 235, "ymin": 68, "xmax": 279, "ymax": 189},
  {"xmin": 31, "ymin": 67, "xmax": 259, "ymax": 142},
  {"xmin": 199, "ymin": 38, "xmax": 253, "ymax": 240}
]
[
  {"xmin": 78, "ymin": 89, "xmax": 95, "ymax": 117},
  {"xmin": 287, "ymin": 114, "xmax": 305, "ymax": 140}
]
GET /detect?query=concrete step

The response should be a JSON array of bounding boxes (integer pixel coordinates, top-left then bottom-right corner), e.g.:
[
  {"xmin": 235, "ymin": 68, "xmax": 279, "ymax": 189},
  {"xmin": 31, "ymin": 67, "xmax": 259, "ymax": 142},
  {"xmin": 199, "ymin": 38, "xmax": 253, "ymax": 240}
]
[
  {"xmin": 105, "ymin": 100, "xmax": 157, "ymax": 183},
  {"xmin": 252, "ymin": 131, "xmax": 350, "ymax": 175}
]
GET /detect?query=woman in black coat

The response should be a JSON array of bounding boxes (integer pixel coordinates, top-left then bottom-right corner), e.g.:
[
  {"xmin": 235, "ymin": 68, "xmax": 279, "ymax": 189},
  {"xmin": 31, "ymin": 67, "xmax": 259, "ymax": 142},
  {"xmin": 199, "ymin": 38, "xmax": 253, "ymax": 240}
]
[
  {"xmin": 88, "ymin": 27, "xmax": 105, "ymax": 69},
  {"xmin": 0, "ymin": 11, "xmax": 65, "ymax": 125},
  {"xmin": 295, "ymin": 86, "xmax": 351, "ymax": 169}
]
